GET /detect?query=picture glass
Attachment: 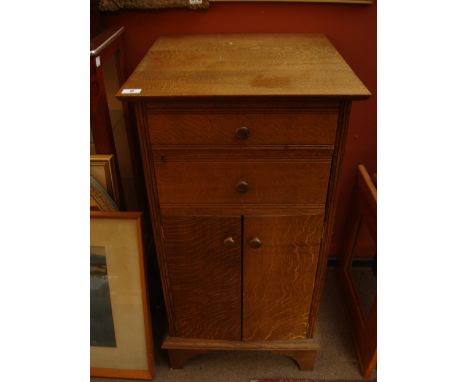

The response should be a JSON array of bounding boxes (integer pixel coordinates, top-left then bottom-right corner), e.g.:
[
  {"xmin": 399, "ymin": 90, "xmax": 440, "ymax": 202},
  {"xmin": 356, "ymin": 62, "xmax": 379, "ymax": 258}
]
[
  {"xmin": 90, "ymin": 246, "xmax": 117, "ymax": 348},
  {"xmin": 90, "ymin": 216, "xmax": 149, "ymax": 373}
]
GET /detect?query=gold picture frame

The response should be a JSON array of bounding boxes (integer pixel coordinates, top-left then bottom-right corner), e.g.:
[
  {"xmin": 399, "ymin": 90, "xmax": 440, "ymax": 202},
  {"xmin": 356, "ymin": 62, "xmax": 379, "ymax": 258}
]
[
  {"xmin": 90, "ymin": 212, "xmax": 154, "ymax": 380},
  {"xmin": 90, "ymin": 154, "xmax": 120, "ymax": 207},
  {"xmin": 91, "ymin": 176, "xmax": 119, "ymax": 212}
]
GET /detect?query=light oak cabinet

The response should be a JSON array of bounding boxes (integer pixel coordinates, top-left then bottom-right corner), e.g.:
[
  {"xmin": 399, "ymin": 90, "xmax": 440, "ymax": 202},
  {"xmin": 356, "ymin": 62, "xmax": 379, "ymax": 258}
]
[
  {"xmin": 242, "ymin": 214, "xmax": 324, "ymax": 341},
  {"xmin": 162, "ymin": 215, "xmax": 242, "ymax": 341},
  {"xmin": 118, "ymin": 34, "xmax": 370, "ymax": 370}
]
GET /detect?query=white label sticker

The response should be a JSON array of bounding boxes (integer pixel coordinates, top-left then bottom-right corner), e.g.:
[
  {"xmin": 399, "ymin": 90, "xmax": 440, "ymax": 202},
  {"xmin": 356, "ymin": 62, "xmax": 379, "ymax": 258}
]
[
  {"xmin": 95, "ymin": 56, "xmax": 101, "ymax": 67},
  {"xmin": 189, "ymin": 0, "xmax": 202, "ymax": 4},
  {"xmin": 121, "ymin": 88, "xmax": 142, "ymax": 94}
]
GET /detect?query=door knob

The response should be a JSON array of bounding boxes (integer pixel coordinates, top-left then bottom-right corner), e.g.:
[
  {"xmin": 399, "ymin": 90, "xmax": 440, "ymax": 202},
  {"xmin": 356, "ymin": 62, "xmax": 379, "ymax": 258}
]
[
  {"xmin": 235, "ymin": 126, "xmax": 250, "ymax": 140},
  {"xmin": 223, "ymin": 237, "xmax": 236, "ymax": 248},
  {"xmin": 249, "ymin": 237, "xmax": 262, "ymax": 248},
  {"xmin": 236, "ymin": 181, "xmax": 249, "ymax": 193}
]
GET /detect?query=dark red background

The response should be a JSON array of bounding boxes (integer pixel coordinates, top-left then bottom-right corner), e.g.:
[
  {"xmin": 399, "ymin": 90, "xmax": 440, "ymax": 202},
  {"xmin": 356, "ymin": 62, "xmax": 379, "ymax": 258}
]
[{"xmin": 101, "ymin": 1, "xmax": 376, "ymax": 256}]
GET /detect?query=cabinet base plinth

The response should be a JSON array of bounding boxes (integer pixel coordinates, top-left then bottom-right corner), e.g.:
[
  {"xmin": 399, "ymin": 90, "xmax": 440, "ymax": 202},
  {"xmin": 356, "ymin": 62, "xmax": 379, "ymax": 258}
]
[{"xmin": 162, "ymin": 336, "xmax": 320, "ymax": 370}]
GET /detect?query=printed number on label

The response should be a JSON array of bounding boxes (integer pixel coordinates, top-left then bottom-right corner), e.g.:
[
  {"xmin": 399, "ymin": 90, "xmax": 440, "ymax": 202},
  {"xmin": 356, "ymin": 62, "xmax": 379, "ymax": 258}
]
[{"xmin": 121, "ymin": 88, "xmax": 142, "ymax": 94}]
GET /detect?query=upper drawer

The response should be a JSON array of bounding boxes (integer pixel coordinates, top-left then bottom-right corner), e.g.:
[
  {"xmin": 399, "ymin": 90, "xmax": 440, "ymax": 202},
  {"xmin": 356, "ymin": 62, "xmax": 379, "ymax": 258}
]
[
  {"xmin": 155, "ymin": 160, "xmax": 331, "ymax": 206},
  {"xmin": 146, "ymin": 101, "xmax": 339, "ymax": 146}
]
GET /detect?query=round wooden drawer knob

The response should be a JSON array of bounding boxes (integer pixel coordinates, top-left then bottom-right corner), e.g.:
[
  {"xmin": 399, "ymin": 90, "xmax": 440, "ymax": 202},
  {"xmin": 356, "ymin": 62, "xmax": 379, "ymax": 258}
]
[
  {"xmin": 236, "ymin": 181, "xmax": 249, "ymax": 193},
  {"xmin": 249, "ymin": 237, "xmax": 262, "ymax": 248},
  {"xmin": 235, "ymin": 126, "xmax": 250, "ymax": 140},
  {"xmin": 223, "ymin": 237, "xmax": 236, "ymax": 248}
]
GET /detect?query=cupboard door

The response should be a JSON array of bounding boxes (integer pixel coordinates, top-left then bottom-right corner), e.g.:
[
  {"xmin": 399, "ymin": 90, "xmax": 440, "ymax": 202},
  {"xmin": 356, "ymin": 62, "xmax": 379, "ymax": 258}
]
[
  {"xmin": 162, "ymin": 216, "xmax": 242, "ymax": 340},
  {"xmin": 243, "ymin": 214, "xmax": 324, "ymax": 341}
]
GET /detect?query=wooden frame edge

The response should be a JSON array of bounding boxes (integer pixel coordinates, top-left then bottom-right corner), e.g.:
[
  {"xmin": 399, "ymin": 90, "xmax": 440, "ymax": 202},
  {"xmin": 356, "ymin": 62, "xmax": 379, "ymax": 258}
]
[
  {"xmin": 90, "ymin": 154, "xmax": 120, "ymax": 206},
  {"xmin": 90, "ymin": 211, "xmax": 155, "ymax": 379},
  {"xmin": 91, "ymin": 367, "xmax": 152, "ymax": 380},
  {"xmin": 336, "ymin": 164, "xmax": 377, "ymax": 378}
]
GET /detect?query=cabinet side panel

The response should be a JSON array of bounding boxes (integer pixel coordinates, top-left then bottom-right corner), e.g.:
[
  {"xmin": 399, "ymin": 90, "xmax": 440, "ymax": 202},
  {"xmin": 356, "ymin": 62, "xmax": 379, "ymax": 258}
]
[
  {"xmin": 307, "ymin": 100, "xmax": 352, "ymax": 336},
  {"xmin": 162, "ymin": 215, "xmax": 242, "ymax": 340},
  {"xmin": 243, "ymin": 214, "xmax": 323, "ymax": 341}
]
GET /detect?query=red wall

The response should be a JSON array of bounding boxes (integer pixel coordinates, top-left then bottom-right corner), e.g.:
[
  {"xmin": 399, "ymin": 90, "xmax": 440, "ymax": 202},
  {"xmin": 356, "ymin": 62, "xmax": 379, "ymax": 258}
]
[{"xmin": 101, "ymin": 2, "xmax": 376, "ymax": 256}]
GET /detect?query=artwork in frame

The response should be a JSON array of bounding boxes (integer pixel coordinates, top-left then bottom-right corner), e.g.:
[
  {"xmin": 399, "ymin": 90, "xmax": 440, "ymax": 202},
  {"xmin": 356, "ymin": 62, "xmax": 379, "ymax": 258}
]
[
  {"xmin": 90, "ymin": 154, "xmax": 120, "ymax": 207},
  {"xmin": 91, "ymin": 176, "xmax": 119, "ymax": 212},
  {"xmin": 90, "ymin": 212, "xmax": 154, "ymax": 380},
  {"xmin": 91, "ymin": 246, "xmax": 117, "ymax": 348}
]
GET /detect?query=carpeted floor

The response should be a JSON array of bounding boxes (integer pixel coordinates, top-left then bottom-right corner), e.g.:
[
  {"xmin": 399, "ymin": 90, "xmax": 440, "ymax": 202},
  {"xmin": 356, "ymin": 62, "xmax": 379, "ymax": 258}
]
[{"xmin": 92, "ymin": 269, "xmax": 376, "ymax": 381}]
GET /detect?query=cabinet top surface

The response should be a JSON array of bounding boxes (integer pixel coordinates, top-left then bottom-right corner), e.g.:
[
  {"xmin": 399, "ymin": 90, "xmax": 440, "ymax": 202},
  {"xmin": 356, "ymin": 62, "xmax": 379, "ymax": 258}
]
[{"xmin": 118, "ymin": 33, "xmax": 370, "ymax": 99}]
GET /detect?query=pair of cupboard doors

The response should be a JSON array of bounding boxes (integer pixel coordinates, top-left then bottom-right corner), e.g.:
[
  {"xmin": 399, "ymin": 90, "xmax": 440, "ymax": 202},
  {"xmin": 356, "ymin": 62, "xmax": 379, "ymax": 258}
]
[
  {"xmin": 117, "ymin": 35, "xmax": 371, "ymax": 367},
  {"xmin": 162, "ymin": 212, "xmax": 324, "ymax": 342}
]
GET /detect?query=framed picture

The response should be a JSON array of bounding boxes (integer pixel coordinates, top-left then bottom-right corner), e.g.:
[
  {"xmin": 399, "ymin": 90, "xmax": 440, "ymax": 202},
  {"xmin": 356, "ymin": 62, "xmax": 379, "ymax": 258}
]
[
  {"xmin": 90, "ymin": 212, "xmax": 154, "ymax": 380},
  {"xmin": 91, "ymin": 176, "xmax": 119, "ymax": 212},
  {"xmin": 90, "ymin": 154, "xmax": 120, "ymax": 207}
]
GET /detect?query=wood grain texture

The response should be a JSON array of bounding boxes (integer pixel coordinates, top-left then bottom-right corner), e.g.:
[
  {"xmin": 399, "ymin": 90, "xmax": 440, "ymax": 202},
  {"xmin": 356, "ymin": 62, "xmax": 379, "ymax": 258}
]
[
  {"xmin": 153, "ymin": 146, "xmax": 334, "ymax": 161},
  {"xmin": 163, "ymin": 336, "xmax": 320, "ymax": 350},
  {"xmin": 119, "ymin": 34, "xmax": 371, "ymax": 366},
  {"xmin": 160, "ymin": 205, "xmax": 325, "ymax": 217},
  {"xmin": 307, "ymin": 100, "xmax": 351, "ymax": 337},
  {"xmin": 117, "ymin": 34, "xmax": 370, "ymax": 99},
  {"xmin": 90, "ymin": 367, "xmax": 153, "ymax": 380},
  {"xmin": 163, "ymin": 336, "xmax": 320, "ymax": 369},
  {"xmin": 243, "ymin": 215, "xmax": 323, "ymax": 341},
  {"xmin": 166, "ymin": 349, "xmax": 318, "ymax": 370},
  {"xmin": 162, "ymin": 215, "xmax": 242, "ymax": 340},
  {"xmin": 146, "ymin": 98, "xmax": 340, "ymax": 112},
  {"xmin": 155, "ymin": 160, "xmax": 331, "ymax": 205},
  {"xmin": 134, "ymin": 102, "xmax": 178, "ymax": 335},
  {"xmin": 148, "ymin": 108, "xmax": 338, "ymax": 146}
]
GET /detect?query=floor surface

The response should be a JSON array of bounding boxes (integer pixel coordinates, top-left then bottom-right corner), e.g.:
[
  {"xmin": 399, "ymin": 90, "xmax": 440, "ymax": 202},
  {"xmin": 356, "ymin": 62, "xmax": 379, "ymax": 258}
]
[{"xmin": 92, "ymin": 269, "xmax": 376, "ymax": 381}]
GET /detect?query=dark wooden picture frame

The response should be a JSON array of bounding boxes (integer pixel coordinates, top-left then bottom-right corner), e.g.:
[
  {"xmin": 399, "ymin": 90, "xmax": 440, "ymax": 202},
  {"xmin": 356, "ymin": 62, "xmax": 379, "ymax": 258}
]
[{"xmin": 337, "ymin": 165, "xmax": 377, "ymax": 378}]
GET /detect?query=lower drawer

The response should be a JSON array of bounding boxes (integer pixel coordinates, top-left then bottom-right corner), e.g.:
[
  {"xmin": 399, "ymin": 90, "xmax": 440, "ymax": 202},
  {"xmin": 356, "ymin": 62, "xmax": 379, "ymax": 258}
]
[{"xmin": 155, "ymin": 160, "xmax": 331, "ymax": 206}]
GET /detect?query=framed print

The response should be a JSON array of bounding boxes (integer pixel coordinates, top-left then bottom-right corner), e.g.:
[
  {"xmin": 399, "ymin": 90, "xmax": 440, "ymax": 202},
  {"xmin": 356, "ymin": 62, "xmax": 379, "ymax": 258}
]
[
  {"xmin": 90, "ymin": 212, "xmax": 154, "ymax": 380},
  {"xmin": 91, "ymin": 176, "xmax": 119, "ymax": 212},
  {"xmin": 90, "ymin": 154, "xmax": 120, "ymax": 207}
]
